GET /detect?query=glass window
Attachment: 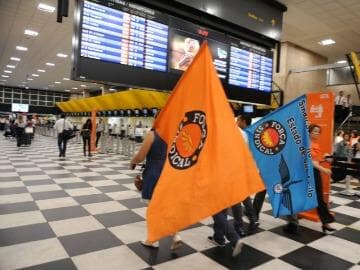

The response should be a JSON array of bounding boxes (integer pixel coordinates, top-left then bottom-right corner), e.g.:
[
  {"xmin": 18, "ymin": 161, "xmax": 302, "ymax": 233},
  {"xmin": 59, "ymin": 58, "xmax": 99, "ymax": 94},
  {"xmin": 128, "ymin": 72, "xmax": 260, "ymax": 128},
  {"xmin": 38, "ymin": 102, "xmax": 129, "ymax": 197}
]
[
  {"xmin": 4, "ymin": 98, "xmax": 12, "ymax": 104},
  {"xmin": 30, "ymin": 100, "xmax": 38, "ymax": 106}
]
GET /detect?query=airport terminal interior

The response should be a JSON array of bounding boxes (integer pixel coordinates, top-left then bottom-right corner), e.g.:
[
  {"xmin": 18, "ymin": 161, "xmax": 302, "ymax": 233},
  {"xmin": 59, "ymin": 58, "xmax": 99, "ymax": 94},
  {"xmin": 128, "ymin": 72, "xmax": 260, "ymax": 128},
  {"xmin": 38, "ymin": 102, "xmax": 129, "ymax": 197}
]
[{"xmin": 0, "ymin": 0, "xmax": 359, "ymax": 269}]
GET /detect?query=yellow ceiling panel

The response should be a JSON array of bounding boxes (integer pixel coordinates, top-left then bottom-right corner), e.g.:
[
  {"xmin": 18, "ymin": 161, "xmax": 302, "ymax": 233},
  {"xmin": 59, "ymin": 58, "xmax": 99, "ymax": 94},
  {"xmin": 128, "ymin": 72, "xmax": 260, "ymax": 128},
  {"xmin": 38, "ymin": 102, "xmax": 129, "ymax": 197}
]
[{"xmin": 56, "ymin": 89, "xmax": 170, "ymax": 112}]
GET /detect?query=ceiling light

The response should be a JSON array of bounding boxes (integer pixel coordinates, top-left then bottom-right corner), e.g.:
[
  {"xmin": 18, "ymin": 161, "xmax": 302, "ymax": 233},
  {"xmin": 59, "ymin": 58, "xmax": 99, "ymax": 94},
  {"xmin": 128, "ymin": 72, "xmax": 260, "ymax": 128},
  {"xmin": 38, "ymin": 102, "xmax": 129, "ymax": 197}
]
[
  {"xmin": 4, "ymin": 70, "xmax": 12, "ymax": 73},
  {"xmin": 337, "ymin": 60, "xmax": 347, "ymax": 64},
  {"xmin": 6, "ymin": 65, "xmax": 16, "ymax": 69},
  {"xmin": 16, "ymin": 46, "xmax": 28, "ymax": 51},
  {"xmin": 24, "ymin": 29, "xmax": 39, "ymax": 37},
  {"xmin": 318, "ymin": 39, "xmax": 336, "ymax": 46},
  {"xmin": 46, "ymin": 62, "xmax": 55, "ymax": 66},
  {"xmin": 1, "ymin": 75, "xmax": 9, "ymax": 78},
  {"xmin": 25, "ymin": 86, "xmax": 29, "ymax": 89},
  {"xmin": 56, "ymin": 53, "xmax": 68, "ymax": 58},
  {"xmin": 38, "ymin": 3, "xmax": 55, "ymax": 13},
  {"xmin": 80, "ymin": 84, "xmax": 87, "ymax": 87},
  {"xmin": 54, "ymin": 81, "xmax": 61, "ymax": 84},
  {"xmin": 32, "ymin": 74, "xmax": 39, "ymax": 77},
  {"xmin": 63, "ymin": 77, "xmax": 70, "ymax": 80},
  {"xmin": 109, "ymin": 88, "xmax": 116, "ymax": 91},
  {"xmin": 64, "ymin": 89, "xmax": 71, "ymax": 92},
  {"xmin": 72, "ymin": 87, "xmax": 78, "ymax": 90},
  {"xmin": 27, "ymin": 78, "xmax": 33, "ymax": 81},
  {"xmin": 37, "ymin": 69, "xmax": 46, "ymax": 72},
  {"xmin": 0, "ymin": 79, "xmax": 7, "ymax": 82},
  {"xmin": 49, "ymin": 84, "xmax": 54, "ymax": 87},
  {"xmin": 10, "ymin": 57, "xmax": 21, "ymax": 61}
]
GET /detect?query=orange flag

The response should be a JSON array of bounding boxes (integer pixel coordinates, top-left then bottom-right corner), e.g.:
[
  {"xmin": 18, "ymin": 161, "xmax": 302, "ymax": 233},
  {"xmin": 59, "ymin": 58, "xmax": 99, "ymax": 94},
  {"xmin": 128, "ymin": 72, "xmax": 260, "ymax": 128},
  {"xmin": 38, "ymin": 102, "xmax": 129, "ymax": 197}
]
[{"xmin": 147, "ymin": 42, "xmax": 264, "ymax": 242}]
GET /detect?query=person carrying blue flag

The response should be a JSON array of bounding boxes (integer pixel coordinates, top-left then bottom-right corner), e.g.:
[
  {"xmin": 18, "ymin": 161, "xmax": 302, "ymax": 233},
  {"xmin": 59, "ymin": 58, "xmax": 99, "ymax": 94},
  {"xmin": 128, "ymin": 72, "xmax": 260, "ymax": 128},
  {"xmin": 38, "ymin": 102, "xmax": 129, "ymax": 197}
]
[{"xmin": 245, "ymin": 95, "xmax": 318, "ymax": 219}]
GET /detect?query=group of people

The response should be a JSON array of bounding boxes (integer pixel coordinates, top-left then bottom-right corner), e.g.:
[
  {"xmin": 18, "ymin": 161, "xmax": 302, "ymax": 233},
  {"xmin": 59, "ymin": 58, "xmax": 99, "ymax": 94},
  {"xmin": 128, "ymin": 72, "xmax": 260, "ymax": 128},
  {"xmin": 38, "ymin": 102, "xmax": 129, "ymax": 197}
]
[
  {"xmin": 3, "ymin": 115, "xmax": 35, "ymax": 147},
  {"xmin": 334, "ymin": 129, "xmax": 360, "ymax": 159},
  {"xmin": 54, "ymin": 115, "xmax": 149, "ymax": 159},
  {"xmin": 130, "ymin": 114, "xmax": 337, "ymax": 257},
  {"xmin": 54, "ymin": 114, "xmax": 96, "ymax": 158}
]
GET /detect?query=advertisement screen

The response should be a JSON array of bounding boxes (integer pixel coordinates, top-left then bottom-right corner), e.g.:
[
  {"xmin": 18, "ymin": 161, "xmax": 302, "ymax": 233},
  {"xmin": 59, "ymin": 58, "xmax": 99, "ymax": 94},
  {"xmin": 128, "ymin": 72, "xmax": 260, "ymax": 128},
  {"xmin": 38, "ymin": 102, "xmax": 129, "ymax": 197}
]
[{"xmin": 12, "ymin": 103, "xmax": 29, "ymax": 113}]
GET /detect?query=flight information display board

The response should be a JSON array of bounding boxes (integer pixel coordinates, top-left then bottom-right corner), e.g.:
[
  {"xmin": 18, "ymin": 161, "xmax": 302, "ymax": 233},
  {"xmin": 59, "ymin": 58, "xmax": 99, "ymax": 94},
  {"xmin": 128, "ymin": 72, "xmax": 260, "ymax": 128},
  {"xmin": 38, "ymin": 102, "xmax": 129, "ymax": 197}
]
[
  {"xmin": 81, "ymin": 0, "xmax": 168, "ymax": 72},
  {"xmin": 229, "ymin": 42, "xmax": 273, "ymax": 92},
  {"xmin": 73, "ymin": 0, "xmax": 274, "ymax": 104}
]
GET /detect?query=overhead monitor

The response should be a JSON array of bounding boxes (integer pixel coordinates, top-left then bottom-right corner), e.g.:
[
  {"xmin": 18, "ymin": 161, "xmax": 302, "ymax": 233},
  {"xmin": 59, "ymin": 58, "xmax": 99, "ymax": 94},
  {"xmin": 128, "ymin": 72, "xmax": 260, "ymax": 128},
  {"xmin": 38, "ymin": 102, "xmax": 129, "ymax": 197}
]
[
  {"xmin": 12, "ymin": 103, "xmax": 29, "ymax": 113},
  {"xmin": 243, "ymin": 105, "xmax": 254, "ymax": 113},
  {"xmin": 72, "ymin": 0, "xmax": 274, "ymax": 104}
]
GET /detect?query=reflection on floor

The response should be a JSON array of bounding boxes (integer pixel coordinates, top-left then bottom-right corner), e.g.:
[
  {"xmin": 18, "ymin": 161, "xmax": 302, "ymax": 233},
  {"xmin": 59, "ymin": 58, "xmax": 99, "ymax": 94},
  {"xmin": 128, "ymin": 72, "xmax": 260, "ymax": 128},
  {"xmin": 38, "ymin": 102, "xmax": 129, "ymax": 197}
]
[{"xmin": 0, "ymin": 134, "xmax": 359, "ymax": 270}]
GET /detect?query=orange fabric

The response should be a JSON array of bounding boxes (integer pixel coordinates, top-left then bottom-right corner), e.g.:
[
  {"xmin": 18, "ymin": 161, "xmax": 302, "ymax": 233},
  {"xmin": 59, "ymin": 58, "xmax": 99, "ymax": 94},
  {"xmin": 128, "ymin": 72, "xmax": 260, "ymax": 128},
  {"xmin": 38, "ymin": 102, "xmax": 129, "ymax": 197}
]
[
  {"xmin": 310, "ymin": 142, "xmax": 321, "ymax": 162},
  {"xmin": 147, "ymin": 42, "xmax": 265, "ymax": 242},
  {"xmin": 299, "ymin": 92, "xmax": 334, "ymax": 222}
]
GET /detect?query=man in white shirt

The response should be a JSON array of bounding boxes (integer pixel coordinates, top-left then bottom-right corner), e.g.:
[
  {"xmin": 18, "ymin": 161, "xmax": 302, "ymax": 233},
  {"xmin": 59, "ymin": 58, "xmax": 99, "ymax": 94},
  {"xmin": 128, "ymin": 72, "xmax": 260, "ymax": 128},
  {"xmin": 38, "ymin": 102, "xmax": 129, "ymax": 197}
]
[
  {"xmin": 334, "ymin": 91, "xmax": 346, "ymax": 106},
  {"xmin": 53, "ymin": 114, "xmax": 73, "ymax": 158}
]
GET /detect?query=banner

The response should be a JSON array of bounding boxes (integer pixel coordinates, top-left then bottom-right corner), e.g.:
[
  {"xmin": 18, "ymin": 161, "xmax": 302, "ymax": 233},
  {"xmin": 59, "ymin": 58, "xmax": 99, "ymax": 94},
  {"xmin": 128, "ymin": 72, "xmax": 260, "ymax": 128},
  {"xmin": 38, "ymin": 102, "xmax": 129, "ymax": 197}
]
[
  {"xmin": 246, "ymin": 95, "xmax": 318, "ymax": 217},
  {"xmin": 300, "ymin": 92, "xmax": 334, "ymax": 221},
  {"xmin": 147, "ymin": 42, "xmax": 264, "ymax": 242}
]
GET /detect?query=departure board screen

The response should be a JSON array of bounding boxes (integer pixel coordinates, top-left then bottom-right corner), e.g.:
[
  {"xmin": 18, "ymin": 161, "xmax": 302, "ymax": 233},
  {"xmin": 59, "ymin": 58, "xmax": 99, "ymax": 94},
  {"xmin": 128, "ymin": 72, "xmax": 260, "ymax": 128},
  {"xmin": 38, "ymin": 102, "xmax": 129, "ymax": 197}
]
[
  {"xmin": 81, "ymin": 0, "xmax": 169, "ymax": 72},
  {"xmin": 229, "ymin": 42, "xmax": 273, "ymax": 92},
  {"xmin": 73, "ymin": 0, "xmax": 274, "ymax": 104}
]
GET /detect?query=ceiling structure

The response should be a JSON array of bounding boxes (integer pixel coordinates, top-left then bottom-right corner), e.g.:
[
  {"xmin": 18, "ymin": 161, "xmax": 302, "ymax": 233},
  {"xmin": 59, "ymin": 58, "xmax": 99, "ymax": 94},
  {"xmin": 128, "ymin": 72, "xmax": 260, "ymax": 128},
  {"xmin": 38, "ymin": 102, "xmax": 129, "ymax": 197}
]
[
  {"xmin": 280, "ymin": 0, "xmax": 360, "ymax": 62},
  {"xmin": 0, "ymin": 0, "xmax": 359, "ymax": 93}
]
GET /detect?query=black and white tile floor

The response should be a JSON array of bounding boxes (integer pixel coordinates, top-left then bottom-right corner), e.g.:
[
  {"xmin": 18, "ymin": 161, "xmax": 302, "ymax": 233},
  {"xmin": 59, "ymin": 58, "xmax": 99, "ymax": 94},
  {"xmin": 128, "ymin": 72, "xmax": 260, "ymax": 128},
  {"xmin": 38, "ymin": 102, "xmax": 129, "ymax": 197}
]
[{"xmin": 0, "ymin": 134, "xmax": 359, "ymax": 270}]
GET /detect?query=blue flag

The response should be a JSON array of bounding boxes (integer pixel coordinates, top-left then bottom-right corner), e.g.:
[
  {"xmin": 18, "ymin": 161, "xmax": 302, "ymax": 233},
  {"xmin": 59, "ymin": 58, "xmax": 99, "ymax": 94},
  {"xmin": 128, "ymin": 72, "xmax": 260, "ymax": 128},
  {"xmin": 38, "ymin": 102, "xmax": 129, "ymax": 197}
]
[{"xmin": 245, "ymin": 95, "xmax": 318, "ymax": 217}]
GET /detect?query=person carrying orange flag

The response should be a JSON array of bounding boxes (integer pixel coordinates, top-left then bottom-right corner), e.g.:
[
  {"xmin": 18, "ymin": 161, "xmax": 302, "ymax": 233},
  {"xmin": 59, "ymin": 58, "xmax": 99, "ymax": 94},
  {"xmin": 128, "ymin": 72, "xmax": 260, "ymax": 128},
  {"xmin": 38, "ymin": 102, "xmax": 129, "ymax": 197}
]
[{"xmin": 147, "ymin": 42, "xmax": 265, "ymax": 249}]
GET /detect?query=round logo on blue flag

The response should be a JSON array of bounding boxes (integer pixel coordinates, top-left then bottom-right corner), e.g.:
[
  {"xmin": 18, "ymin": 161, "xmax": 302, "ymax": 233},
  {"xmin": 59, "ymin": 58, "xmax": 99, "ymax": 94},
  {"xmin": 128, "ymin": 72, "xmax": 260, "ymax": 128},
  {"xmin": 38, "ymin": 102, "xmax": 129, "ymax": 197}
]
[
  {"xmin": 168, "ymin": 111, "xmax": 207, "ymax": 169},
  {"xmin": 253, "ymin": 120, "xmax": 287, "ymax": 155}
]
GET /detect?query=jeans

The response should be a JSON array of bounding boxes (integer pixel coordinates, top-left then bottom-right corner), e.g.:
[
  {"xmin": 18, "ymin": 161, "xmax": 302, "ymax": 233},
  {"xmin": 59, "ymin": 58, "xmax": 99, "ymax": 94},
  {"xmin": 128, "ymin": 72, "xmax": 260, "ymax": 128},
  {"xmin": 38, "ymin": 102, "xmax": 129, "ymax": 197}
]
[
  {"xmin": 232, "ymin": 197, "xmax": 257, "ymax": 228},
  {"xmin": 253, "ymin": 190, "xmax": 267, "ymax": 218},
  {"xmin": 212, "ymin": 208, "xmax": 240, "ymax": 245},
  {"xmin": 83, "ymin": 136, "xmax": 91, "ymax": 155},
  {"xmin": 96, "ymin": 132, "xmax": 101, "ymax": 148},
  {"xmin": 58, "ymin": 134, "xmax": 67, "ymax": 156}
]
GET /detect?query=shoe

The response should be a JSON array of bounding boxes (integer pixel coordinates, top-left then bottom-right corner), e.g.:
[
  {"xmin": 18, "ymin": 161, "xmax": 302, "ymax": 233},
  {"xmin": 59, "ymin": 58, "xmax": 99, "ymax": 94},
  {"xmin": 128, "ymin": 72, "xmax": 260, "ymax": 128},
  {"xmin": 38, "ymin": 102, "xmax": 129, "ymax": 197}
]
[
  {"xmin": 170, "ymin": 234, "xmax": 182, "ymax": 250},
  {"xmin": 235, "ymin": 226, "xmax": 247, "ymax": 237},
  {"xmin": 141, "ymin": 240, "xmax": 159, "ymax": 248},
  {"xmin": 232, "ymin": 240, "xmax": 243, "ymax": 257},
  {"xmin": 247, "ymin": 221, "xmax": 260, "ymax": 234},
  {"xmin": 283, "ymin": 223, "xmax": 298, "ymax": 235},
  {"xmin": 207, "ymin": 236, "xmax": 225, "ymax": 247},
  {"xmin": 322, "ymin": 224, "xmax": 336, "ymax": 233}
]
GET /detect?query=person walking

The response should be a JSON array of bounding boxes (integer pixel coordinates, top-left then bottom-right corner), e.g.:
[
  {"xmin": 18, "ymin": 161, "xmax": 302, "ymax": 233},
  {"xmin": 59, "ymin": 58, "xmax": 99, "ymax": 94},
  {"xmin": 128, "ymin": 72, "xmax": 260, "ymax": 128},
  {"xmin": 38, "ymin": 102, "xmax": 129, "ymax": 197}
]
[
  {"xmin": 130, "ymin": 128, "xmax": 182, "ymax": 250},
  {"xmin": 284, "ymin": 124, "xmax": 336, "ymax": 234},
  {"xmin": 54, "ymin": 114, "xmax": 73, "ymax": 158},
  {"xmin": 232, "ymin": 114, "xmax": 259, "ymax": 235},
  {"xmin": 96, "ymin": 118, "xmax": 104, "ymax": 148},
  {"xmin": 81, "ymin": 119, "xmax": 92, "ymax": 157},
  {"xmin": 14, "ymin": 115, "xmax": 26, "ymax": 147}
]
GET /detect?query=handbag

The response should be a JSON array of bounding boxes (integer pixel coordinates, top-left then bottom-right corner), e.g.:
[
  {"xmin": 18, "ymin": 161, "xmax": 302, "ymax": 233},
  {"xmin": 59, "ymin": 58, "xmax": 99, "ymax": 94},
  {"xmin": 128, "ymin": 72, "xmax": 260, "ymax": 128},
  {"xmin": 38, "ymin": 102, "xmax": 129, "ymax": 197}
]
[
  {"xmin": 62, "ymin": 119, "xmax": 75, "ymax": 140},
  {"xmin": 134, "ymin": 175, "xmax": 143, "ymax": 191}
]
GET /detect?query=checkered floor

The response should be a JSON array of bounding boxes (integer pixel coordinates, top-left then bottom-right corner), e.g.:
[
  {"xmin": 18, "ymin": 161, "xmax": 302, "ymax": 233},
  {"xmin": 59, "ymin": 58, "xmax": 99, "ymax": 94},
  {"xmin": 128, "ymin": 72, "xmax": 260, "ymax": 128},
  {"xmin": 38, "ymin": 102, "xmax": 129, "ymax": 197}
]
[{"xmin": 0, "ymin": 133, "xmax": 359, "ymax": 270}]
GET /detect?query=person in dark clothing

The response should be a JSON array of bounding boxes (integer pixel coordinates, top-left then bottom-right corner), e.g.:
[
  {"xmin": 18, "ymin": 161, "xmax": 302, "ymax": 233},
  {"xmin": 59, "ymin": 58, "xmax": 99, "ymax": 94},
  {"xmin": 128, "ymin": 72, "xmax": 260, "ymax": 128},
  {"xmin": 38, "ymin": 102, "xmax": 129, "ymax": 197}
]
[
  {"xmin": 130, "ymin": 128, "xmax": 182, "ymax": 250},
  {"xmin": 14, "ymin": 115, "xmax": 26, "ymax": 147},
  {"xmin": 81, "ymin": 119, "xmax": 92, "ymax": 157}
]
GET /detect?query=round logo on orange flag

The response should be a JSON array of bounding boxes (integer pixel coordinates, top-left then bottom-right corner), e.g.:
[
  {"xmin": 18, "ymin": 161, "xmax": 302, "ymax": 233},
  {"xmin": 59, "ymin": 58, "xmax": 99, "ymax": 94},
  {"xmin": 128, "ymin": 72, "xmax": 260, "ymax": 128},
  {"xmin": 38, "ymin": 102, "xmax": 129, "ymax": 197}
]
[{"xmin": 168, "ymin": 111, "xmax": 207, "ymax": 169}]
